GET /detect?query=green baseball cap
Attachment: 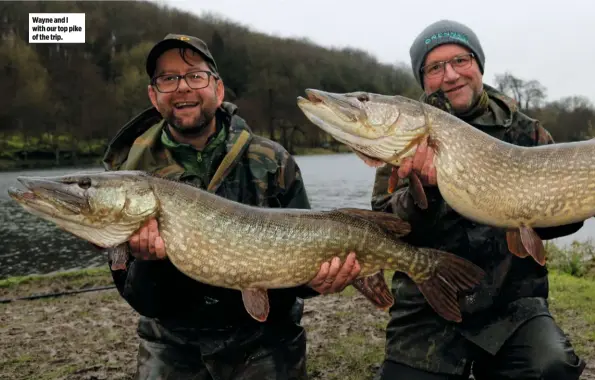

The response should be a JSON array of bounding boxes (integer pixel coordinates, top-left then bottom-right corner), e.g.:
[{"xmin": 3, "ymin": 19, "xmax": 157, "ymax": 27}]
[{"xmin": 146, "ymin": 33, "xmax": 219, "ymax": 78}]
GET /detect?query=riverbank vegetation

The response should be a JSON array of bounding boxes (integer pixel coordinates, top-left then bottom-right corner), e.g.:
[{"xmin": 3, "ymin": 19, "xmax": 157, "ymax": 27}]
[
  {"xmin": 1, "ymin": 241, "xmax": 595, "ymax": 379},
  {"xmin": 2, "ymin": 1, "xmax": 595, "ymax": 170}
]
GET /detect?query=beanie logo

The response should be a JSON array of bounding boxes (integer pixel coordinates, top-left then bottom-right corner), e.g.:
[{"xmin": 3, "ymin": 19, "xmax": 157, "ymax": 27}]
[
  {"xmin": 424, "ymin": 31, "xmax": 469, "ymax": 45},
  {"xmin": 178, "ymin": 36, "xmax": 190, "ymax": 41}
]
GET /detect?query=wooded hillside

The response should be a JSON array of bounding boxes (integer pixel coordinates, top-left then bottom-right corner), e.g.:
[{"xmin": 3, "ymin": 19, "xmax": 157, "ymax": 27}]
[{"xmin": 0, "ymin": 1, "xmax": 593, "ymax": 168}]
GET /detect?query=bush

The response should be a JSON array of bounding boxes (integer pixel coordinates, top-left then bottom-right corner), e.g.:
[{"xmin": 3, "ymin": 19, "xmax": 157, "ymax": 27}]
[{"xmin": 546, "ymin": 240, "xmax": 595, "ymax": 277}]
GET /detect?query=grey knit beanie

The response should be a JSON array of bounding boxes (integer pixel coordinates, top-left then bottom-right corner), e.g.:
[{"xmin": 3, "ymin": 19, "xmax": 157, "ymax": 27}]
[{"xmin": 409, "ymin": 20, "xmax": 485, "ymax": 88}]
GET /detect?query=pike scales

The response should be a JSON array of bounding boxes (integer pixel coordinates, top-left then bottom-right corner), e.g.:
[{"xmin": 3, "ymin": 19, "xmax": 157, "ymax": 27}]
[{"xmin": 8, "ymin": 170, "xmax": 485, "ymax": 323}]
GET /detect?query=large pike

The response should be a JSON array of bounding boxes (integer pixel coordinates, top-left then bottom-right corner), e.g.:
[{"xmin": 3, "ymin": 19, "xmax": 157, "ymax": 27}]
[
  {"xmin": 8, "ymin": 170, "xmax": 485, "ymax": 322},
  {"xmin": 297, "ymin": 89, "xmax": 595, "ymax": 266}
]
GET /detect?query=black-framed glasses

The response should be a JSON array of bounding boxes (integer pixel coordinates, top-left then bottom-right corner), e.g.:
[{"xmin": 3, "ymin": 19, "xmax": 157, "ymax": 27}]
[
  {"xmin": 421, "ymin": 53, "xmax": 475, "ymax": 78},
  {"xmin": 151, "ymin": 70, "xmax": 218, "ymax": 93}
]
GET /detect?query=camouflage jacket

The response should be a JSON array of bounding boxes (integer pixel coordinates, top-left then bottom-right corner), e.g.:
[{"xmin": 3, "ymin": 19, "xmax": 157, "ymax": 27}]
[
  {"xmin": 370, "ymin": 85, "xmax": 583, "ymax": 372},
  {"xmin": 103, "ymin": 102, "xmax": 317, "ymax": 328}
]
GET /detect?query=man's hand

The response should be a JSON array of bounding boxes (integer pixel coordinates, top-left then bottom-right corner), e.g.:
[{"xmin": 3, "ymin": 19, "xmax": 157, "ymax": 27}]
[
  {"xmin": 308, "ymin": 252, "xmax": 361, "ymax": 294},
  {"xmin": 129, "ymin": 218, "xmax": 167, "ymax": 260},
  {"xmin": 396, "ymin": 136, "xmax": 437, "ymax": 186}
]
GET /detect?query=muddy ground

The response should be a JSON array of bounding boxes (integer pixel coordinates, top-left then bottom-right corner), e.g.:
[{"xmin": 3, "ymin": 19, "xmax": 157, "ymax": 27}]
[{"xmin": 1, "ymin": 270, "xmax": 594, "ymax": 380}]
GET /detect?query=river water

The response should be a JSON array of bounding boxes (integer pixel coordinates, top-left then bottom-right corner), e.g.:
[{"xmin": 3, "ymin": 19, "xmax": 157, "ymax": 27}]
[{"xmin": 1, "ymin": 153, "xmax": 593, "ymax": 279}]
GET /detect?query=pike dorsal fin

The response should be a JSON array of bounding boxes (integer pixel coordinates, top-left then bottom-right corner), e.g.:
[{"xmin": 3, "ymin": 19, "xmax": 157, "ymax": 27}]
[{"xmin": 333, "ymin": 208, "xmax": 411, "ymax": 237}]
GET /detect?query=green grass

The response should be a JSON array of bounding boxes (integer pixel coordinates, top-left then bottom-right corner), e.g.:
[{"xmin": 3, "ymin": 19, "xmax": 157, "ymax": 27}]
[
  {"xmin": 0, "ymin": 267, "xmax": 113, "ymax": 301},
  {"xmin": 0, "ymin": 267, "xmax": 110, "ymax": 289},
  {"xmin": 548, "ymin": 270, "xmax": 595, "ymax": 358},
  {"xmin": 308, "ymin": 333, "xmax": 384, "ymax": 380},
  {"xmin": 36, "ymin": 365, "xmax": 79, "ymax": 380}
]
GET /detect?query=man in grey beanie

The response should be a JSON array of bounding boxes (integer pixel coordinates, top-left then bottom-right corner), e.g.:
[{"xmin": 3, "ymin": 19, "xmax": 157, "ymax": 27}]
[{"xmin": 370, "ymin": 19, "xmax": 586, "ymax": 380}]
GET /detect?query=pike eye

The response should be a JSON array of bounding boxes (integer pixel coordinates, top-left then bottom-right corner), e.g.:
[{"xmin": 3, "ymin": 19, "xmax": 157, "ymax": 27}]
[
  {"xmin": 78, "ymin": 178, "xmax": 91, "ymax": 189},
  {"xmin": 357, "ymin": 93, "xmax": 369, "ymax": 102}
]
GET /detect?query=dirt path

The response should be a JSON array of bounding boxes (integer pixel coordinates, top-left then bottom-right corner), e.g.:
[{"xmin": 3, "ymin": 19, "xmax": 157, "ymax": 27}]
[{"xmin": 1, "ymin": 279, "xmax": 594, "ymax": 379}]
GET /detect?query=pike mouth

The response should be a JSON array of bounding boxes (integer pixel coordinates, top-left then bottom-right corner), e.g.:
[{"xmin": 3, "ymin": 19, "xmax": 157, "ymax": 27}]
[
  {"xmin": 8, "ymin": 177, "xmax": 87, "ymax": 216},
  {"xmin": 8, "ymin": 187, "xmax": 78, "ymax": 227},
  {"xmin": 297, "ymin": 97, "xmax": 357, "ymax": 144},
  {"xmin": 298, "ymin": 89, "xmax": 383, "ymax": 144},
  {"xmin": 305, "ymin": 90, "xmax": 324, "ymax": 104},
  {"xmin": 8, "ymin": 187, "xmax": 39, "ymax": 203},
  {"xmin": 301, "ymin": 89, "xmax": 353, "ymax": 112}
]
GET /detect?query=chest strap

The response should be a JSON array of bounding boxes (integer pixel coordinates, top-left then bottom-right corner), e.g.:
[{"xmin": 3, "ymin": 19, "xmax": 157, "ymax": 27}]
[{"xmin": 207, "ymin": 130, "xmax": 252, "ymax": 193}]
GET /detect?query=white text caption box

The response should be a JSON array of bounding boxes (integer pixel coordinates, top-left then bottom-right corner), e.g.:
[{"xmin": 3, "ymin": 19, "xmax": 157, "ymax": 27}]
[{"xmin": 29, "ymin": 13, "xmax": 86, "ymax": 43}]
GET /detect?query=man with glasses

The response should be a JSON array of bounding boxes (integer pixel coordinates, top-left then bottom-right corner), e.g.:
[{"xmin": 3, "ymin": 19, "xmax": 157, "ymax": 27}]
[
  {"xmin": 102, "ymin": 34, "xmax": 361, "ymax": 380},
  {"xmin": 371, "ymin": 20, "xmax": 586, "ymax": 379}
]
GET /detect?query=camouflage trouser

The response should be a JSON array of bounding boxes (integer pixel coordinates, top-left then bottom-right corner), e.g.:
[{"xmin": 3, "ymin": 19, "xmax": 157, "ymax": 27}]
[
  {"xmin": 372, "ymin": 272, "xmax": 586, "ymax": 379},
  {"xmin": 375, "ymin": 315, "xmax": 585, "ymax": 380},
  {"xmin": 134, "ymin": 317, "xmax": 307, "ymax": 380}
]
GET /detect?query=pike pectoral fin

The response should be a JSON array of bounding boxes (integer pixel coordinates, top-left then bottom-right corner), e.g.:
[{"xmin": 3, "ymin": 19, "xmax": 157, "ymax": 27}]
[
  {"xmin": 352, "ymin": 149, "xmax": 386, "ymax": 168},
  {"xmin": 520, "ymin": 226, "xmax": 546, "ymax": 266},
  {"xmin": 388, "ymin": 166, "xmax": 399, "ymax": 193},
  {"xmin": 506, "ymin": 230, "xmax": 529, "ymax": 258},
  {"xmin": 108, "ymin": 244, "xmax": 129, "ymax": 271},
  {"xmin": 416, "ymin": 250, "xmax": 485, "ymax": 323},
  {"xmin": 352, "ymin": 270, "xmax": 394, "ymax": 310},
  {"xmin": 506, "ymin": 227, "xmax": 546, "ymax": 266},
  {"xmin": 334, "ymin": 208, "xmax": 411, "ymax": 237},
  {"xmin": 241, "ymin": 288, "xmax": 270, "ymax": 322},
  {"xmin": 386, "ymin": 163, "xmax": 427, "ymax": 208},
  {"xmin": 409, "ymin": 172, "xmax": 428, "ymax": 209}
]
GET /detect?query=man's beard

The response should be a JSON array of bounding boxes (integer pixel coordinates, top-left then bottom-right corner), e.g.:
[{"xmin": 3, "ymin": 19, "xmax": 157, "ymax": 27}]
[{"xmin": 166, "ymin": 108, "xmax": 217, "ymax": 137}]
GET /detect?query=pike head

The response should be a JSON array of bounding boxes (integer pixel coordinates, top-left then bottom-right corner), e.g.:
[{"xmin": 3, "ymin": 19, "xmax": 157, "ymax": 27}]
[
  {"xmin": 297, "ymin": 89, "xmax": 431, "ymax": 166},
  {"xmin": 8, "ymin": 170, "xmax": 158, "ymax": 248}
]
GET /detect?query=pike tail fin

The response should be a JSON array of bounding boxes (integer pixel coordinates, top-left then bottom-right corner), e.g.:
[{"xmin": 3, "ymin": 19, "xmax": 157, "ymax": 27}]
[{"xmin": 416, "ymin": 250, "xmax": 485, "ymax": 323}]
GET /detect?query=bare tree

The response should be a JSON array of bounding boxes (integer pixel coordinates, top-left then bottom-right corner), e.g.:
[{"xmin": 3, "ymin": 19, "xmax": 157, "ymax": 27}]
[
  {"xmin": 524, "ymin": 80, "xmax": 547, "ymax": 109},
  {"xmin": 494, "ymin": 72, "xmax": 548, "ymax": 111}
]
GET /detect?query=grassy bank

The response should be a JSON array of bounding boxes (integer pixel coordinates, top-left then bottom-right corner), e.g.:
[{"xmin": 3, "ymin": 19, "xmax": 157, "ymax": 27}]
[
  {"xmin": 0, "ymin": 267, "xmax": 113, "ymax": 300},
  {"xmin": 1, "ymin": 260, "xmax": 595, "ymax": 379}
]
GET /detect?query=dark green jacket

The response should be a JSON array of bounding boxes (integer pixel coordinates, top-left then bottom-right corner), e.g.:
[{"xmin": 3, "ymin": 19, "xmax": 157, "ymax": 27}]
[
  {"xmin": 103, "ymin": 102, "xmax": 316, "ymax": 328},
  {"xmin": 370, "ymin": 85, "xmax": 583, "ymax": 374}
]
